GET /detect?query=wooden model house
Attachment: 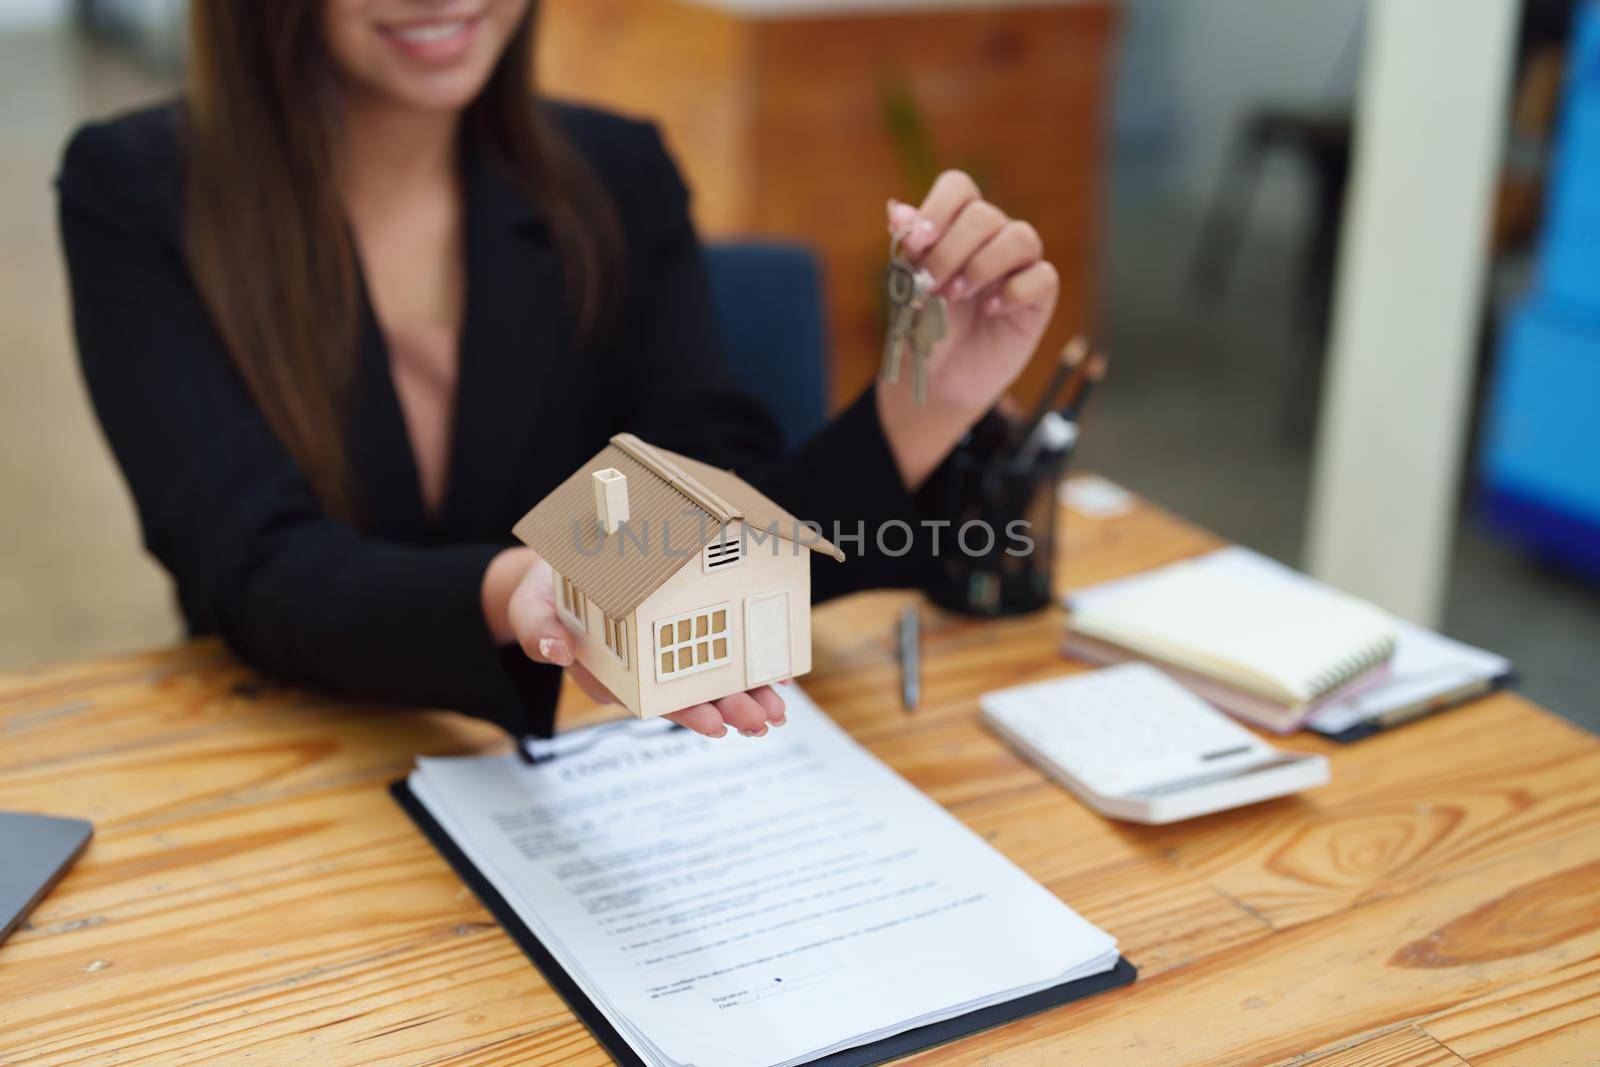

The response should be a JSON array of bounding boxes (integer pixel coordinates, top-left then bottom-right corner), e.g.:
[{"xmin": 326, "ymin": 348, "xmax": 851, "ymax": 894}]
[{"xmin": 513, "ymin": 434, "xmax": 842, "ymax": 718}]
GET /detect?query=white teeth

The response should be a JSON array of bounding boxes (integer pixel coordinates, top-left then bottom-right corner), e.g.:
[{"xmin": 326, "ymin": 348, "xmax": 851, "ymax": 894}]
[{"xmin": 392, "ymin": 20, "xmax": 467, "ymax": 43}]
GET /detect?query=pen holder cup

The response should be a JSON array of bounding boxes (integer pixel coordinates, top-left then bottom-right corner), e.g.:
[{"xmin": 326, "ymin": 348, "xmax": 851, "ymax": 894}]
[{"xmin": 925, "ymin": 430, "xmax": 1072, "ymax": 617}]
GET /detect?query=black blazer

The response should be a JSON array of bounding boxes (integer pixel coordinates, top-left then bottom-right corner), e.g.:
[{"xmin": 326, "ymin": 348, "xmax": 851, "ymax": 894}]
[{"xmin": 57, "ymin": 100, "xmax": 935, "ymax": 739}]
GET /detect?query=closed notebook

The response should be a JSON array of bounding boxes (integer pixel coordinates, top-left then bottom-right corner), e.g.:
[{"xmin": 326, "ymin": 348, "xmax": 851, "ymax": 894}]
[{"xmin": 1066, "ymin": 548, "xmax": 1398, "ymax": 732}]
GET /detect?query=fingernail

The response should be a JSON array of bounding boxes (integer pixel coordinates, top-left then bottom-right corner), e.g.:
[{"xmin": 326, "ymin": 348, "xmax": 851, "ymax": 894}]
[
  {"xmin": 905, "ymin": 218, "xmax": 936, "ymax": 251},
  {"xmin": 985, "ymin": 294, "xmax": 1005, "ymax": 315},
  {"xmin": 711, "ymin": 726, "xmax": 729, "ymax": 739},
  {"xmin": 538, "ymin": 637, "xmax": 571, "ymax": 665},
  {"xmin": 771, "ymin": 714, "xmax": 788, "ymax": 727},
  {"xmin": 887, "ymin": 197, "xmax": 900, "ymax": 212},
  {"xmin": 739, "ymin": 726, "xmax": 768, "ymax": 738},
  {"xmin": 948, "ymin": 276, "xmax": 969, "ymax": 299}
]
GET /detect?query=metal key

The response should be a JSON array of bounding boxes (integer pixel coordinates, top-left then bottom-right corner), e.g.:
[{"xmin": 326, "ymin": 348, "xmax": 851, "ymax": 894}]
[
  {"xmin": 907, "ymin": 287, "xmax": 947, "ymax": 405},
  {"xmin": 881, "ymin": 258, "xmax": 918, "ymax": 384},
  {"xmin": 881, "ymin": 225, "xmax": 946, "ymax": 405}
]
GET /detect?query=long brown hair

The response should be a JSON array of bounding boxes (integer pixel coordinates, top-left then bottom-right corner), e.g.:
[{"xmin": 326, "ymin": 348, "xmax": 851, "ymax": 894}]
[{"xmin": 184, "ymin": 1, "xmax": 620, "ymax": 520}]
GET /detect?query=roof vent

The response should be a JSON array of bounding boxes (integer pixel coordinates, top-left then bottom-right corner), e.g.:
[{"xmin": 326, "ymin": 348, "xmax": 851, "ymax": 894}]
[{"xmin": 592, "ymin": 468, "xmax": 629, "ymax": 535}]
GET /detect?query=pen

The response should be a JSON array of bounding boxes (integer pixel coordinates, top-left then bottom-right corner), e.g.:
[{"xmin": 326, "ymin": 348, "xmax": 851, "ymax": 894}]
[
  {"xmin": 1015, "ymin": 410, "xmax": 1079, "ymax": 467},
  {"xmin": 1059, "ymin": 351, "xmax": 1108, "ymax": 423},
  {"xmin": 1015, "ymin": 337, "xmax": 1087, "ymax": 450},
  {"xmin": 898, "ymin": 605, "xmax": 920, "ymax": 712}
]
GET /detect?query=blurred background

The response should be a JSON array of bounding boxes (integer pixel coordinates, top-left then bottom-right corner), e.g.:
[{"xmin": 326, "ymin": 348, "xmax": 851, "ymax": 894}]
[{"xmin": 3, "ymin": 0, "xmax": 1596, "ymax": 727}]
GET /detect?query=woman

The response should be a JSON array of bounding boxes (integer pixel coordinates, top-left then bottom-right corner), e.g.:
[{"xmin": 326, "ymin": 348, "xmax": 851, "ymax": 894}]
[{"xmin": 57, "ymin": 0, "xmax": 1058, "ymax": 741}]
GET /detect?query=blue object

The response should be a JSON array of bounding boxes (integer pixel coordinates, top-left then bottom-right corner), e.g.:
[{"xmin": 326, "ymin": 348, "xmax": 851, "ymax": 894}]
[
  {"xmin": 1481, "ymin": 0, "xmax": 1600, "ymax": 579},
  {"xmin": 705, "ymin": 243, "xmax": 829, "ymax": 448},
  {"xmin": 1482, "ymin": 303, "xmax": 1600, "ymax": 575},
  {"xmin": 1536, "ymin": 1, "xmax": 1600, "ymax": 312}
]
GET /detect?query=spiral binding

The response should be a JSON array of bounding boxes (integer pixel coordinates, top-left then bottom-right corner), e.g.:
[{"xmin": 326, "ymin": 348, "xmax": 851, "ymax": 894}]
[{"xmin": 1304, "ymin": 634, "xmax": 1399, "ymax": 696}]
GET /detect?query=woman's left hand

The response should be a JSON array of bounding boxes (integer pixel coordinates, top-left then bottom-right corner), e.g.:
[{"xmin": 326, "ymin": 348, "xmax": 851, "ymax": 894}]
[{"xmin": 878, "ymin": 171, "xmax": 1059, "ymax": 488}]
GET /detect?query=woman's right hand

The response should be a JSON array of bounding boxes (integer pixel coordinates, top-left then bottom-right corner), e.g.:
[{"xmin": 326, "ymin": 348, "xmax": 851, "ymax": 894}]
[{"xmin": 487, "ymin": 548, "xmax": 787, "ymax": 738}]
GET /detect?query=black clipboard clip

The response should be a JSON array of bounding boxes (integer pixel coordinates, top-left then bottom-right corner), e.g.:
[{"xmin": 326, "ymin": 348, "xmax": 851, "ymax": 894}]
[{"xmin": 516, "ymin": 718, "xmax": 687, "ymax": 765}]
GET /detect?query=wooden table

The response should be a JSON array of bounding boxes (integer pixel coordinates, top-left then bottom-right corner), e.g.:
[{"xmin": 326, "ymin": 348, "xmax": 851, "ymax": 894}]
[{"xmin": 4, "ymin": 490, "xmax": 1598, "ymax": 1064}]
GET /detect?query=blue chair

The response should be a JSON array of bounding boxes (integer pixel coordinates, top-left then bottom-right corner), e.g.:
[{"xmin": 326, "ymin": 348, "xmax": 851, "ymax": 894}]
[
  {"xmin": 1479, "ymin": 1, "xmax": 1600, "ymax": 581},
  {"xmin": 704, "ymin": 243, "xmax": 829, "ymax": 448}
]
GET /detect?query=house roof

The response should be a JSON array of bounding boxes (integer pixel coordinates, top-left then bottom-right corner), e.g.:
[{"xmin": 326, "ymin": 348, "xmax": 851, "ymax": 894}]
[{"xmin": 512, "ymin": 434, "xmax": 842, "ymax": 617}]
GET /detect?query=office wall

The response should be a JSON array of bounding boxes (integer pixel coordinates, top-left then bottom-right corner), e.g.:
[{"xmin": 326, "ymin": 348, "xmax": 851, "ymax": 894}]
[
  {"xmin": 0, "ymin": 22, "xmax": 182, "ymax": 670},
  {"xmin": 0, "ymin": 0, "xmax": 67, "ymax": 30},
  {"xmin": 1112, "ymin": 0, "xmax": 1367, "ymax": 224}
]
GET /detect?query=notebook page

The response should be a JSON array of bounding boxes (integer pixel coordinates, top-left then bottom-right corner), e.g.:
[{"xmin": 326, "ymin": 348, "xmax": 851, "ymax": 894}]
[
  {"xmin": 1069, "ymin": 553, "xmax": 1396, "ymax": 703},
  {"xmin": 411, "ymin": 687, "xmax": 1117, "ymax": 1067}
]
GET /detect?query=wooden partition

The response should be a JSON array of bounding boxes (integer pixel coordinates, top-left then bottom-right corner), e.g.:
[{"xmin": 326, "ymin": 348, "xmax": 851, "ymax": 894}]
[{"xmin": 539, "ymin": 0, "xmax": 1119, "ymax": 408}]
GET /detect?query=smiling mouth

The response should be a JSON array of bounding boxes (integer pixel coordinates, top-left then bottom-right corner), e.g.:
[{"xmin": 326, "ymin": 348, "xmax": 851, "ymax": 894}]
[
  {"xmin": 386, "ymin": 19, "xmax": 473, "ymax": 44},
  {"xmin": 377, "ymin": 13, "xmax": 483, "ymax": 59}
]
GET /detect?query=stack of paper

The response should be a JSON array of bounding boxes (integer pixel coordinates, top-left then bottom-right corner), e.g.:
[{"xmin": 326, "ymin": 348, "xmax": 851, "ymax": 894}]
[
  {"xmin": 408, "ymin": 688, "xmax": 1120, "ymax": 1067},
  {"xmin": 1064, "ymin": 548, "xmax": 1511, "ymax": 738},
  {"xmin": 1065, "ymin": 548, "xmax": 1400, "ymax": 732},
  {"xmin": 1304, "ymin": 619, "xmax": 1511, "ymax": 737}
]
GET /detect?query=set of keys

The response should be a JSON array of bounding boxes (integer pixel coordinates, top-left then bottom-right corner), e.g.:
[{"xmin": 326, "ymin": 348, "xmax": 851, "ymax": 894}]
[{"xmin": 880, "ymin": 226, "xmax": 947, "ymax": 405}]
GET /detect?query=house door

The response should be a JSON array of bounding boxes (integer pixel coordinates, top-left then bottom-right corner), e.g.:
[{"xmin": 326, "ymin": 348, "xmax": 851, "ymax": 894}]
[{"xmin": 743, "ymin": 591, "xmax": 791, "ymax": 686}]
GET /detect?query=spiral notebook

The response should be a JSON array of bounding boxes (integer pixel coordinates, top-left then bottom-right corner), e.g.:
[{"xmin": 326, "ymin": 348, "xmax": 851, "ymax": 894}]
[{"xmin": 1066, "ymin": 548, "xmax": 1398, "ymax": 733}]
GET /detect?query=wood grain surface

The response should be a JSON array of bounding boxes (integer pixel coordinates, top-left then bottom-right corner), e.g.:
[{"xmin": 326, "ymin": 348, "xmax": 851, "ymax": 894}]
[{"xmin": 2, "ymin": 486, "xmax": 1595, "ymax": 1065}]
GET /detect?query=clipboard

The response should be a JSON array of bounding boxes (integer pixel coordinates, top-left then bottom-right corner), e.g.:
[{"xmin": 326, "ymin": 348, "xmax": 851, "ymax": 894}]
[{"xmin": 392, "ymin": 777, "xmax": 1136, "ymax": 1066}]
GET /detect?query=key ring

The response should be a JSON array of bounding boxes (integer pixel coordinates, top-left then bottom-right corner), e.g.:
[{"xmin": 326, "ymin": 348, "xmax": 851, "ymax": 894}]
[
  {"xmin": 887, "ymin": 224, "xmax": 919, "ymax": 304},
  {"xmin": 887, "ymin": 265, "xmax": 915, "ymax": 303},
  {"xmin": 890, "ymin": 223, "xmax": 917, "ymax": 263}
]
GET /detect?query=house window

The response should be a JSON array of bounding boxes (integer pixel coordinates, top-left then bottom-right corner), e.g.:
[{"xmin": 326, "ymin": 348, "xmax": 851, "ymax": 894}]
[
  {"xmin": 558, "ymin": 575, "xmax": 588, "ymax": 631},
  {"xmin": 702, "ymin": 532, "xmax": 742, "ymax": 573},
  {"xmin": 602, "ymin": 613, "xmax": 627, "ymax": 667},
  {"xmin": 654, "ymin": 603, "xmax": 731, "ymax": 681}
]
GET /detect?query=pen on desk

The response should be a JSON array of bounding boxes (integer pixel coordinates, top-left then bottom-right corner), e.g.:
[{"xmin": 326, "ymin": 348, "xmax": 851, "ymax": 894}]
[{"xmin": 897, "ymin": 605, "xmax": 921, "ymax": 712}]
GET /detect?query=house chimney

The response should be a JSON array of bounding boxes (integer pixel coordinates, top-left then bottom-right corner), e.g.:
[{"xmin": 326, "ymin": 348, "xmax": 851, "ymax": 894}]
[{"xmin": 592, "ymin": 468, "xmax": 629, "ymax": 535}]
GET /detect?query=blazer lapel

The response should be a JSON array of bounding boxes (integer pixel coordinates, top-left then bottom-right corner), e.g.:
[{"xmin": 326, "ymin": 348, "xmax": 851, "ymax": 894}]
[
  {"xmin": 350, "ymin": 267, "xmax": 432, "ymax": 539},
  {"xmin": 440, "ymin": 146, "xmax": 574, "ymax": 537}
]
